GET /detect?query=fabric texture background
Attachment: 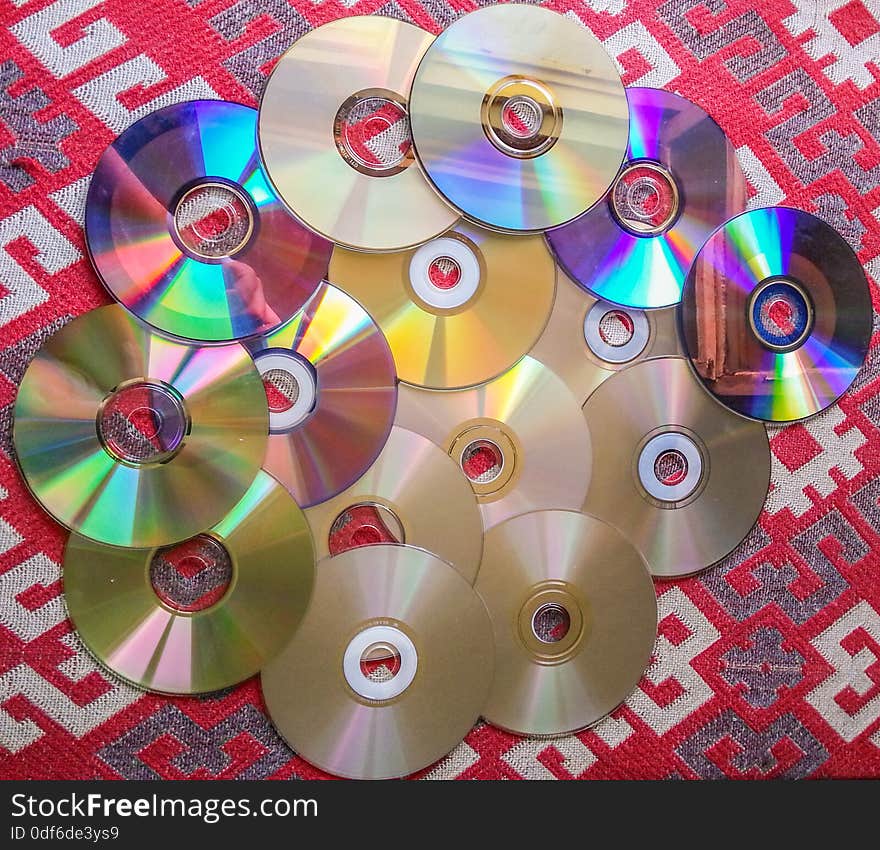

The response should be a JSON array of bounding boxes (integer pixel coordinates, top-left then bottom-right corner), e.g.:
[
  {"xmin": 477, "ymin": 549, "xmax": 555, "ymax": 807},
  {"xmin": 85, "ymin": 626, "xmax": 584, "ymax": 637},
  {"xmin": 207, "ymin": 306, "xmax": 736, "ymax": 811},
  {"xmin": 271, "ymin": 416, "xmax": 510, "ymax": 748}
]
[{"xmin": 1, "ymin": 0, "xmax": 880, "ymax": 779}]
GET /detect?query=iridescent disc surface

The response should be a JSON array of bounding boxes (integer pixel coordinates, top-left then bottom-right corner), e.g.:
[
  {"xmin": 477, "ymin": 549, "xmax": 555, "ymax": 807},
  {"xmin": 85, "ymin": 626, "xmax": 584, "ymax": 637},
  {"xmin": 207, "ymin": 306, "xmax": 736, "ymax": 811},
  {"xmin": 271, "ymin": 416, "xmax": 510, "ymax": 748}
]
[
  {"xmin": 409, "ymin": 5, "xmax": 628, "ymax": 231},
  {"xmin": 305, "ymin": 427, "xmax": 483, "ymax": 583},
  {"xmin": 86, "ymin": 100, "xmax": 331, "ymax": 342},
  {"xmin": 583, "ymin": 357, "xmax": 770, "ymax": 577},
  {"xmin": 680, "ymin": 207, "xmax": 872, "ymax": 422},
  {"xmin": 396, "ymin": 357, "xmax": 591, "ymax": 530},
  {"xmin": 246, "ymin": 283, "xmax": 397, "ymax": 507},
  {"xmin": 261, "ymin": 544, "xmax": 494, "ymax": 780},
  {"xmin": 65, "ymin": 471, "xmax": 315, "ymax": 694},
  {"xmin": 329, "ymin": 222, "xmax": 555, "ymax": 388},
  {"xmin": 547, "ymin": 88, "xmax": 747, "ymax": 309},
  {"xmin": 13, "ymin": 305, "xmax": 268, "ymax": 547},
  {"xmin": 259, "ymin": 16, "xmax": 458, "ymax": 251},
  {"xmin": 476, "ymin": 510, "xmax": 657, "ymax": 736},
  {"xmin": 530, "ymin": 270, "xmax": 681, "ymax": 405}
]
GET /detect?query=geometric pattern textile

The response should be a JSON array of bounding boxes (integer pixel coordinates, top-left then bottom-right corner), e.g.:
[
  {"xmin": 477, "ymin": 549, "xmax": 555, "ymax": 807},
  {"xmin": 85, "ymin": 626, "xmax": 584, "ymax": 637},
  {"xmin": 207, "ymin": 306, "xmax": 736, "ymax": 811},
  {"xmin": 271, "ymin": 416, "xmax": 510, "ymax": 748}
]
[{"xmin": 1, "ymin": 0, "xmax": 879, "ymax": 779}]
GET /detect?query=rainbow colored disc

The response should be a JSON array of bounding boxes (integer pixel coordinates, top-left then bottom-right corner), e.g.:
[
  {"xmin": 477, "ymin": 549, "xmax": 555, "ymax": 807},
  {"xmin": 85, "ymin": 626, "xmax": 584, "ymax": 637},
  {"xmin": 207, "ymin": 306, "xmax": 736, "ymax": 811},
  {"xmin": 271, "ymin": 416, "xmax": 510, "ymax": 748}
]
[
  {"xmin": 13, "ymin": 305, "xmax": 268, "ymax": 547},
  {"xmin": 680, "ymin": 207, "xmax": 872, "ymax": 422},
  {"xmin": 65, "ymin": 470, "xmax": 315, "ymax": 695},
  {"xmin": 408, "ymin": 6, "xmax": 628, "ymax": 232},
  {"xmin": 246, "ymin": 283, "xmax": 397, "ymax": 507},
  {"xmin": 86, "ymin": 100, "xmax": 331, "ymax": 342},
  {"xmin": 547, "ymin": 88, "xmax": 747, "ymax": 309}
]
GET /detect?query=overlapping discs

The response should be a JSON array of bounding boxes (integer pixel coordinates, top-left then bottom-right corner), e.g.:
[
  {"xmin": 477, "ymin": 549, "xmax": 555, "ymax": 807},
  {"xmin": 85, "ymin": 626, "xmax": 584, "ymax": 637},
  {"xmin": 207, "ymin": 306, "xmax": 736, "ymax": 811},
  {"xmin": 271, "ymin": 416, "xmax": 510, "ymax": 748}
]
[
  {"xmin": 329, "ymin": 223, "xmax": 555, "ymax": 388},
  {"xmin": 259, "ymin": 16, "xmax": 458, "ymax": 251},
  {"xmin": 396, "ymin": 357, "xmax": 591, "ymax": 530},
  {"xmin": 583, "ymin": 357, "xmax": 770, "ymax": 578},
  {"xmin": 476, "ymin": 510, "xmax": 657, "ymax": 736},
  {"xmin": 409, "ymin": 5, "xmax": 628, "ymax": 231},
  {"xmin": 261, "ymin": 544, "xmax": 494, "ymax": 780},
  {"xmin": 547, "ymin": 88, "xmax": 747, "ymax": 309},
  {"xmin": 65, "ymin": 471, "xmax": 315, "ymax": 694},
  {"xmin": 306, "ymin": 427, "xmax": 482, "ymax": 582},
  {"xmin": 680, "ymin": 207, "xmax": 872, "ymax": 422},
  {"xmin": 530, "ymin": 270, "xmax": 681, "ymax": 405},
  {"xmin": 246, "ymin": 283, "xmax": 397, "ymax": 507},
  {"xmin": 13, "ymin": 305, "xmax": 268, "ymax": 548},
  {"xmin": 86, "ymin": 100, "xmax": 331, "ymax": 342}
]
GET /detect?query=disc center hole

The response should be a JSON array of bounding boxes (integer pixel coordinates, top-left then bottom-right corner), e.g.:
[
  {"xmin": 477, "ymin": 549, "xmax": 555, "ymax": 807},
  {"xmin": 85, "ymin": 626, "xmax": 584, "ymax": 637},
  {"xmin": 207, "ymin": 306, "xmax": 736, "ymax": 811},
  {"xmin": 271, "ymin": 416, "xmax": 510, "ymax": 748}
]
[
  {"xmin": 481, "ymin": 76, "xmax": 562, "ymax": 159},
  {"xmin": 329, "ymin": 503, "xmax": 405, "ymax": 556},
  {"xmin": 461, "ymin": 439, "xmax": 504, "ymax": 484},
  {"xmin": 531, "ymin": 603, "xmax": 571, "ymax": 644},
  {"xmin": 611, "ymin": 162, "xmax": 679, "ymax": 235},
  {"xmin": 262, "ymin": 367, "xmax": 300, "ymax": 414},
  {"xmin": 654, "ymin": 449, "xmax": 688, "ymax": 487},
  {"xmin": 597, "ymin": 309, "xmax": 636, "ymax": 347},
  {"xmin": 333, "ymin": 89, "xmax": 413, "ymax": 178},
  {"xmin": 173, "ymin": 181, "xmax": 253, "ymax": 259},
  {"xmin": 344, "ymin": 625, "xmax": 417, "ymax": 701},
  {"xmin": 149, "ymin": 534, "xmax": 232, "ymax": 613},
  {"xmin": 501, "ymin": 96, "xmax": 543, "ymax": 140},
  {"xmin": 359, "ymin": 641, "xmax": 402, "ymax": 683},
  {"xmin": 428, "ymin": 255, "xmax": 462, "ymax": 290},
  {"xmin": 98, "ymin": 380, "xmax": 188, "ymax": 465},
  {"xmin": 748, "ymin": 277, "xmax": 814, "ymax": 352},
  {"xmin": 254, "ymin": 351, "xmax": 317, "ymax": 431}
]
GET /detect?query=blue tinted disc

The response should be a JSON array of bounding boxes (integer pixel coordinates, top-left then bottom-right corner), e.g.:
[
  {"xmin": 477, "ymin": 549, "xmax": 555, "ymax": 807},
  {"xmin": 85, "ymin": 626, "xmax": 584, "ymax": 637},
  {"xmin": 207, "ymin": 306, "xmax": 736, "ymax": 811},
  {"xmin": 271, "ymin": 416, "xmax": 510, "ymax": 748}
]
[{"xmin": 86, "ymin": 100, "xmax": 332, "ymax": 342}]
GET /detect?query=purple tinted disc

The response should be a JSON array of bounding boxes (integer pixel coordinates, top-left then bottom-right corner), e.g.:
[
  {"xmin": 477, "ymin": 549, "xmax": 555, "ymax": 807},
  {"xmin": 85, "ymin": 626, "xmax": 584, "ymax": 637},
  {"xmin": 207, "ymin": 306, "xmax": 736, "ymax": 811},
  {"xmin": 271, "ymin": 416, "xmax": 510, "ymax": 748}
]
[
  {"xmin": 86, "ymin": 100, "xmax": 332, "ymax": 342},
  {"xmin": 680, "ymin": 207, "xmax": 871, "ymax": 422},
  {"xmin": 546, "ymin": 88, "xmax": 747, "ymax": 309}
]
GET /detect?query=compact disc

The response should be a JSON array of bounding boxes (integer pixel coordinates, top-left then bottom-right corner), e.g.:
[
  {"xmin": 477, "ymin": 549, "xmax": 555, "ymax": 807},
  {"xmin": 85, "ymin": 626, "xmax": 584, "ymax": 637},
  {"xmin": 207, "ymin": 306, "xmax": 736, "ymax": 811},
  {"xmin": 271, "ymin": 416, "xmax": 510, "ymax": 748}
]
[
  {"xmin": 86, "ymin": 100, "xmax": 331, "ymax": 342},
  {"xmin": 680, "ymin": 207, "xmax": 872, "ymax": 422},
  {"xmin": 305, "ymin": 426, "xmax": 483, "ymax": 583},
  {"xmin": 65, "ymin": 471, "xmax": 315, "ymax": 694},
  {"xmin": 547, "ymin": 87, "xmax": 747, "ymax": 309},
  {"xmin": 261, "ymin": 544, "xmax": 494, "ymax": 780},
  {"xmin": 476, "ymin": 510, "xmax": 656, "ymax": 736},
  {"xmin": 396, "ymin": 356, "xmax": 591, "ymax": 530},
  {"xmin": 408, "ymin": 5, "xmax": 628, "ymax": 231},
  {"xmin": 582, "ymin": 357, "xmax": 770, "ymax": 578},
  {"xmin": 530, "ymin": 269, "xmax": 681, "ymax": 404},
  {"xmin": 259, "ymin": 16, "xmax": 458, "ymax": 251},
  {"xmin": 328, "ymin": 222, "xmax": 555, "ymax": 388},
  {"xmin": 13, "ymin": 305, "xmax": 268, "ymax": 548},
  {"xmin": 246, "ymin": 283, "xmax": 397, "ymax": 507}
]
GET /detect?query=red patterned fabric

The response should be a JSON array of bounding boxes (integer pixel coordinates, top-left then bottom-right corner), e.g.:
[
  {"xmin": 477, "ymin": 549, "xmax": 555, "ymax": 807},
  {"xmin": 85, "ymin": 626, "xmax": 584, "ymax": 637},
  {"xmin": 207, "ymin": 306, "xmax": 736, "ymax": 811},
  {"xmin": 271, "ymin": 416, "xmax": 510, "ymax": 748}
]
[{"xmin": 1, "ymin": 0, "xmax": 880, "ymax": 780}]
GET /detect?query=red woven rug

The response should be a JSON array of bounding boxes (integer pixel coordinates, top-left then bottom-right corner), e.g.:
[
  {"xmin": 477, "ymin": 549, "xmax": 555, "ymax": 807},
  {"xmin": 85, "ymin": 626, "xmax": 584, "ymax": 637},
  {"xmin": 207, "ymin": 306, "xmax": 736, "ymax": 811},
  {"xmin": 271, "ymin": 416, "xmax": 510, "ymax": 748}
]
[{"xmin": 1, "ymin": 0, "xmax": 880, "ymax": 780}]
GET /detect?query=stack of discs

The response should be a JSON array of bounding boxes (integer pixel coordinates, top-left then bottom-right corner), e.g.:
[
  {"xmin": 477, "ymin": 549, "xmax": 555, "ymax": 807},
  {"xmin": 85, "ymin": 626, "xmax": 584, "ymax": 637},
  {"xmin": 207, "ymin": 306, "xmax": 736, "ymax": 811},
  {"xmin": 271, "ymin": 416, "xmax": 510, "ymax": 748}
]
[{"xmin": 10, "ymin": 6, "xmax": 872, "ymax": 781}]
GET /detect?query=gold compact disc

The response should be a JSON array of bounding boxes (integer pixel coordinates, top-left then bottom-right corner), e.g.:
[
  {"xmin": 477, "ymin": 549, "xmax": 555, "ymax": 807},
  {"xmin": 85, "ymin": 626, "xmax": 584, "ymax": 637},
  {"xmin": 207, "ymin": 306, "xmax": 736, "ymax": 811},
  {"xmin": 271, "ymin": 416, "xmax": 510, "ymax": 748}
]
[
  {"xmin": 476, "ymin": 510, "xmax": 657, "ymax": 736},
  {"xmin": 583, "ymin": 357, "xmax": 770, "ymax": 578},
  {"xmin": 261, "ymin": 544, "xmax": 494, "ymax": 780},
  {"xmin": 64, "ymin": 471, "xmax": 315, "ymax": 695},
  {"xmin": 530, "ymin": 270, "xmax": 681, "ymax": 404},
  {"xmin": 409, "ymin": 5, "xmax": 628, "ymax": 231},
  {"xmin": 13, "ymin": 305, "xmax": 267, "ymax": 548},
  {"xmin": 305, "ymin": 427, "xmax": 483, "ymax": 584},
  {"xmin": 396, "ymin": 356, "xmax": 591, "ymax": 530},
  {"xmin": 258, "ymin": 16, "xmax": 458, "ymax": 251},
  {"xmin": 329, "ymin": 222, "xmax": 555, "ymax": 389}
]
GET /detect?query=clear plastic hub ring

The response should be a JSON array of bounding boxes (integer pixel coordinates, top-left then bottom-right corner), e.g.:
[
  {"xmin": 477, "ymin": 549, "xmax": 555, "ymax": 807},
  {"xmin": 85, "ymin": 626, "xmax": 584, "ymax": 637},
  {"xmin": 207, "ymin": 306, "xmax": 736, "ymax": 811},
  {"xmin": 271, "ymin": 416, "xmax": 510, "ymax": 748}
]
[
  {"xmin": 173, "ymin": 181, "xmax": 254, "ymax": 259},
  {"xmin": 610, "ymin": 161, "xmax": 680, "ymax": 236},
  {"xmin": 97, "ymin": 379, "xmax": 188, "ymax": 465},
  {"xmin": 333, "ymin": 89, "xmax": 413, "ymax": 178}
]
